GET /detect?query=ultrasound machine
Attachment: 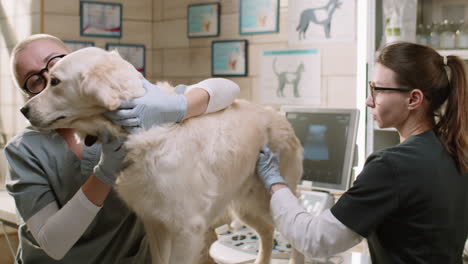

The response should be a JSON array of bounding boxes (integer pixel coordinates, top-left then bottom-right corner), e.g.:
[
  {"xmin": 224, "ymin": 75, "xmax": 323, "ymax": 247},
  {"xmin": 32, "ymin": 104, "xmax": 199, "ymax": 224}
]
[{"xmin": 209, "ymin": 107, "xmax": 366, "ymax": 264}]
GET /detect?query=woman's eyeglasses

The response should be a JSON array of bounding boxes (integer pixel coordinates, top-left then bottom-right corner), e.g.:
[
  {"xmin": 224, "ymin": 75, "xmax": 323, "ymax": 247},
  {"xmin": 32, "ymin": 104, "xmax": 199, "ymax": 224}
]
[
  {"xmin": 368, "ymin": 81, "xmax": 412, "ymax": 104},
  {"xmin": 22, "ymin": 54, "xmax": 66, "ymax": 95}
]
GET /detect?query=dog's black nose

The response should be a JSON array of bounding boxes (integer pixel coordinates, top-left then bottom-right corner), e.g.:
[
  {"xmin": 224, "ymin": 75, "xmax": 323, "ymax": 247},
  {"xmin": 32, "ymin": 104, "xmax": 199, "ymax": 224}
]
[{"xmin": 20, "ymin": 106, "xmax": 30, "ymax": 119}]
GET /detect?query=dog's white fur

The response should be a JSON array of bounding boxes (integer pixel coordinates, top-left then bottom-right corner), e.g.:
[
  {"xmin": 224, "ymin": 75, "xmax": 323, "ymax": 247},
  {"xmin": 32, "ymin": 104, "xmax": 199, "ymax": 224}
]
[{"xmin": 23, "ymin": 47, "xmax": 304, "ymax": 264}]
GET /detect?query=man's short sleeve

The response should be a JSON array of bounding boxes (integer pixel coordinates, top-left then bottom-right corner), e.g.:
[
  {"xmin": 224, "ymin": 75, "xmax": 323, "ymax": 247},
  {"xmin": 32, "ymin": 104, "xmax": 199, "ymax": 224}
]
[
  {"xmin": 5, "ymin": 135, "xmax": 57, "ymax": 222},
  {"xmin": 331, "ymin": 152, "xmax": 398, "ymax": 237}
]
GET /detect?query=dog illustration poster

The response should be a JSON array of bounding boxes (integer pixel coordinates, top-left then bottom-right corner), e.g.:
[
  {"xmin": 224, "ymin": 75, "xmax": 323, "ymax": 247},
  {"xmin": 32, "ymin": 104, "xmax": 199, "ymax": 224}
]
[
  {"xmin": 212, "ymin": 40, "xmax": 248, "ymax": 77},
  {"xmin": 261, "ymin": 49, "xmax": 320, "ymax": 105},
  {"xmin": 289, "ymin": 0, "xmax": 355, "ymax": 44},
  {"xmin": 80, "ymin": 1, "xmax": 122, "ymax": 38},
  {"xmin": 106, "ymin": 44, "xmax": 146, "ymax": 76},
  {"xmin": 240, "ymin": 0, "xmax": 279, "ymax": 34},
  {"xmin": 187, "ymin": 3, "xmax": 220, "ymax": 38}
]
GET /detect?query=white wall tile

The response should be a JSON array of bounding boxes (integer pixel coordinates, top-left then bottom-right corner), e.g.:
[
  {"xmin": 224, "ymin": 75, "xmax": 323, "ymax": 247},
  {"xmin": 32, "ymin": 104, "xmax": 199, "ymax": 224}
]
[
  {"xmin": 43, "ymin": 0, "xmax": 78, "ymax": 15},
  {"xmin": 162, "ymin": 47, "xmax": 211, "ymax": 77},
  {"xmin": 326, "ymin": 76, "xmax": 357, "ymax": 108},
  {"xmin": 162, "ymin": 0, "xmax": 189, "ymax": 20},
  {"xmin": 322, "ymin": 54, "xmax": 357, "ymax": 76},
  {"xmin": 153, "ymin": 0, "xmax": 163, "ymax": 22},
  {"xmin": 44, "ymin": 15, "xmax": 80, "ymax": 40},
  {"xmin": 153, "ymin": 48, "xmax": 164, "ymax": 78},
  {"xmin": 219, "ymin": 14, "xmax": 243, "ymax": 40},
  {"xmin": 144, "ymin": 49, "xmax": 154, "ymax": 80},
  {"xmin": 120, "ymin": 21, "xmax": 153, "ymax": 48},
  {"xmin": 189, "ymin": 47, "xmax": 211, "ymax": 76},
  {"xmin": 163, "ymin": 48, "xmax": 191, "ymax": 77},
  {"xmin": 153, "ymin": 20, "xmax": 189, "ymax": 49},
  {"xmin": 219, "ymin": 0, "xmax": 239, "ymax": 15},
  {"xmin": 230, "ymin": 77, "xmax": 251, "ymax": 100},
  {"xmin": 122, "ymin": 0, "xmax": 153, "ymax": 21}
]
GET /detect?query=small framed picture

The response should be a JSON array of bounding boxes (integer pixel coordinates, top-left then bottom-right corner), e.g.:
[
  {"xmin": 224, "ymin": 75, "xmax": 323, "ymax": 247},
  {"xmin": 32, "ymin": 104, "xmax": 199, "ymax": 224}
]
[
  {"xmin": 63, "ymin": 41, "xmax": 95, "ymax": 52},
  {"xmin": 187, "ymin": 3, "xmax": 220, "ymax": 38},
  {"xmin": 80, "ymin": 1, "xmax": 122, "ymax": 38},
  {"xmin": 211, "ymin": 40, "xmax": 248, "ymax": 77},
  {"xmin": 240, "ymin": 0, "xmax": 279, "ymax": 35},
  {"xmin": 106, "ymin": 43, "xmax": 146, "ymax": 76}
]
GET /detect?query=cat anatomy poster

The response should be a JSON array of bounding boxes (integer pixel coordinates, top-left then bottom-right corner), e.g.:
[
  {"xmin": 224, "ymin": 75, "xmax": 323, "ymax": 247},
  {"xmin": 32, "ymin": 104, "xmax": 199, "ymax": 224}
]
[
  {"xmin": 289, "ymin": 0, "xmax": 356, "ymax": 44},
  {"xmin": 260, "ymin": 49, "xmax": 321, "ymax": 105}
]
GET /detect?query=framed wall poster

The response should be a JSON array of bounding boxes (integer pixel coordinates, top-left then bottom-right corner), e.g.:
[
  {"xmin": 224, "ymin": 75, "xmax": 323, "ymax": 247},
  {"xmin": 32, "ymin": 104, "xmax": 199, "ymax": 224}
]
[
  {"xmin": 63, "ymin": 41, "xmax": 95, "ymax": 52},
  {"xmin": 212, "ymin": 40, "xmax": 248, "ymax": 77},
  {"xmin": 106, "ymin": 43, "xmax": 146, "ymax": 76},
  {"xmin": 240, "ymin": 0, "xmax": 279, "ymax": 35},
  {"xmin": 288, "ymin": 0, "xmax": 356, "ymax": 44},
  {"xmin": 80, "ymin": 1, "xmax": 122, "ymax": 38},
  {"xmin": 187, "ymin": 3, "xmax": 220, "ymax": 38},
  {"xmin": 260, "ymin": 49, "xmax": 321, "ymax": 105}
]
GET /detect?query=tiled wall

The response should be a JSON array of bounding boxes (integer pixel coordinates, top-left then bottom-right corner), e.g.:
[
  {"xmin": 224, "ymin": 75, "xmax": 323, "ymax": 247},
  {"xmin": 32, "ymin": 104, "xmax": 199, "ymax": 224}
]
[{"xmin": 154, "ymin": 0, "xmax": 358, "ymax": 106}]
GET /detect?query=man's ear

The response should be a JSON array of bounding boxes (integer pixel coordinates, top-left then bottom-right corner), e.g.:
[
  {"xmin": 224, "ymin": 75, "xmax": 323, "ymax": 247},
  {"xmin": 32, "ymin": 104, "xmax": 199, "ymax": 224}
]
[
  {"xmin": 79, "ymin": 51, "xmax": 144, "ymax": 110},
  {"xmin": 407, "ymin": 89, "xmax": 425, "ymax": 110}
]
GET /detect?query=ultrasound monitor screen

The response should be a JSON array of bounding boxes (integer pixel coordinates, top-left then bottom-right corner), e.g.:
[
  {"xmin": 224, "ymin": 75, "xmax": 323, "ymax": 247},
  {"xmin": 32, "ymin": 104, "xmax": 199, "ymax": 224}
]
[{"xmin": 284, "ymin": 108, "xmax": 358, "ymax": 192}]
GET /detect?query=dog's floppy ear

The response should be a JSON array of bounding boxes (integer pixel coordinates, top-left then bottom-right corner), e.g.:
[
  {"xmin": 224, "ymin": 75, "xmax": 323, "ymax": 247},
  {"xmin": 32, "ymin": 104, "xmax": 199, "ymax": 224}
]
[{"xmin": 79, "ymin": 51, "xmax": 143, "ymax": 110}]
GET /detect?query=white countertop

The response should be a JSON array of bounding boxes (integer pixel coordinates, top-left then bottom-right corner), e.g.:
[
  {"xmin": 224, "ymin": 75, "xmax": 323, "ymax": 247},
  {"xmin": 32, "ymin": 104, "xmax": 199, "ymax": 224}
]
[{"xmin": 0, "ymin": 190, "xmax": 17, "ymax": 225}]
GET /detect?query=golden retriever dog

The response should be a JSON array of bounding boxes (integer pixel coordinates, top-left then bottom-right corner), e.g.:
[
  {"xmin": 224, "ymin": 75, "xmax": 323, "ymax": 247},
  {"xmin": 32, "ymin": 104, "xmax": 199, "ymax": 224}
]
[{"xmin": 21, "ymin": 47, "xmax": 304, "ymax": 264}]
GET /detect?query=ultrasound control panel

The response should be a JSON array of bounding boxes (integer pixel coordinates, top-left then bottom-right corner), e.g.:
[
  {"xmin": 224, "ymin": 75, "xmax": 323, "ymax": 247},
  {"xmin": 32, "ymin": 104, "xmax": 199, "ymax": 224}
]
[{"xmin": 209, "ymin": 189, "xmax": 335, "ymax": 264}]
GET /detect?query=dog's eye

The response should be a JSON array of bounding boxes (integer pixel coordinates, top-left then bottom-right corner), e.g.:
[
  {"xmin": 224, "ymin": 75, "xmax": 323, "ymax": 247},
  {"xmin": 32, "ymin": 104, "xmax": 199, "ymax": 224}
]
[{"xmin": 50, "ymin": 78, "xmax": 61, "ymax": 86}]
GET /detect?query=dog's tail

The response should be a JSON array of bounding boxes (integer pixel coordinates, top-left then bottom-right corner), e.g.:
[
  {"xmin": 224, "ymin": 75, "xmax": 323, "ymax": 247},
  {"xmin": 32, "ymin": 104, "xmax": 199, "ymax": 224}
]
[
  {"xmin": 272, "ymin": 57, "xmax": 279, "ymax": 77},
  {"xmin": 264, "ymin": 108, "xmax": 304, "ymax": 191}
]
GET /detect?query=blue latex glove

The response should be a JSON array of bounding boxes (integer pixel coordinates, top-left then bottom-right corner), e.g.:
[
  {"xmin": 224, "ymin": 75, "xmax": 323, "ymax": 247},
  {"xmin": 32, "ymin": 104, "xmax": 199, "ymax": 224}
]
[
  {"xmin": 256, "ymin": 145, "xmax": 288, "ymax": 191},
  {"xmin": 105, "ymin": 79, "xmax": 188, "ymax": 133},
  {"xmin": 93, "ymin": 135, "xmax": 128, "ymax": 186}
]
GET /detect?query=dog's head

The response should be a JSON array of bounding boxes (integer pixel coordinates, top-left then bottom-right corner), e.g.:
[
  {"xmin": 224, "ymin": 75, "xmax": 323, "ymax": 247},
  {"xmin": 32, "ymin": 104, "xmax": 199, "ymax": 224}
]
[{"xmin": 21, "ymin": 47, "xmax": 145, "ymax": 141}]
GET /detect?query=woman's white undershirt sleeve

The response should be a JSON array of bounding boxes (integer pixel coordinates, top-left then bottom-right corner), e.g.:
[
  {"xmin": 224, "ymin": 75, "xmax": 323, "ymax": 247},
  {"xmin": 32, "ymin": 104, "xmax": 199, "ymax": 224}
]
[
  {"xmin": 270, "ymin": 188, "xmax": 363, "ymax": 258},
  {"xmin": 185, "ymin": 78, "xmax": 240, "ymax": 114},
  {"xmin": 26, "ymin": 188, "xmax": 101, "ymax": 260}
]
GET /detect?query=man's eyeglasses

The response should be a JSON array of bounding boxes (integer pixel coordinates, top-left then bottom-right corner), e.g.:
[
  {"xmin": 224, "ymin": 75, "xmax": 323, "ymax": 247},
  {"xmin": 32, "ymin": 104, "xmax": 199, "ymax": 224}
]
[
  {"xmin": 368, "ymin": 81, "xmax": 412, "ymax": 104},
  {"xmin": 22, "ymin": 54, "xmax": 66, "ymax": 94}
]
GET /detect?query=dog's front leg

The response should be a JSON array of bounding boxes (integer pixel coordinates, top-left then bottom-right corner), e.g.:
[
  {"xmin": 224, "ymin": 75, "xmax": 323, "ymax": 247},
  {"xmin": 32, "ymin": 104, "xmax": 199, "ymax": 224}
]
[
  {"xmin": 168, "ymin": 228, "xmax": 207, "ymax": 264},
  {"xmin": 143, "ymin": 221, "xmax": 172, "ymax": 264}
]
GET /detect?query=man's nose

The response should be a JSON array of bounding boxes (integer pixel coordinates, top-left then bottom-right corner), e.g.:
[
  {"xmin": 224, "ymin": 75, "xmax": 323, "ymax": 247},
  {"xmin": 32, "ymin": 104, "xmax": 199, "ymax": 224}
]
[{"xmin": 20, "ymin": 106, "xmax": 30, "ymax": 119}]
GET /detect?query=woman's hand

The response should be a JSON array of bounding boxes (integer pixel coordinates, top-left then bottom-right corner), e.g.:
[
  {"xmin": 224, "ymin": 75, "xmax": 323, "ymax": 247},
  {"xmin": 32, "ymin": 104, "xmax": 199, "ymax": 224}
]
[
  {"xmin": 256, "ymin": 145, "xmax": 288, "ymax": 191},
  {"xmin": 105, "ymin": 79, "xmax": 188, "ymax": 133}
]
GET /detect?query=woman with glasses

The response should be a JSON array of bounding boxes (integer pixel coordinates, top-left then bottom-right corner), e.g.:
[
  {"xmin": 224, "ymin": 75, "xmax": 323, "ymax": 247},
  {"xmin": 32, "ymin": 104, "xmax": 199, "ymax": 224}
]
[
  {"xmin": 5, "ymin": 34, "xmax": 240, "ymax": 263},
  {"xmin": 256, "ymin": 42, "xmax": 468, "ymax": 263}
]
